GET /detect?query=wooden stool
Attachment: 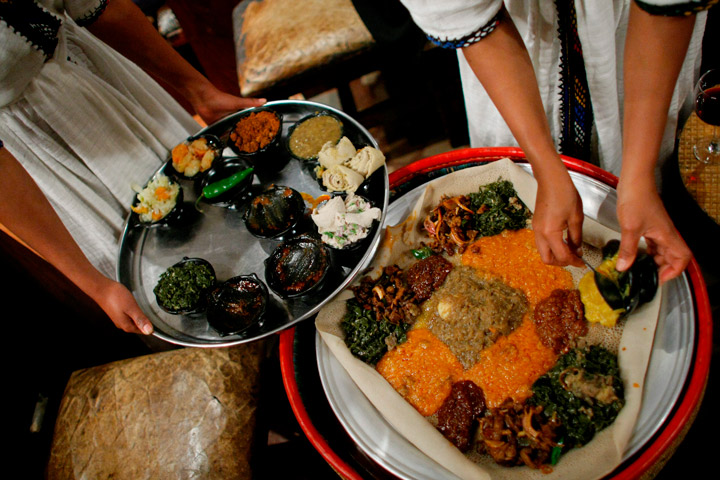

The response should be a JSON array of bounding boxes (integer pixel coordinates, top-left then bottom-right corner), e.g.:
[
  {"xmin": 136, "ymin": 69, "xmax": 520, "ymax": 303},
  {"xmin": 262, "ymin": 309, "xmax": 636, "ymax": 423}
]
[
  {"xmin": 232, "ymin": 0, "xmax": 469, "ymax": 149},
  {"xmin": 232, "ymin": 0, "xmax": 377, "ymax": 113},
  {"xmin": 47, "ymin": 343, "xmax": 265, "ymax": 480}
]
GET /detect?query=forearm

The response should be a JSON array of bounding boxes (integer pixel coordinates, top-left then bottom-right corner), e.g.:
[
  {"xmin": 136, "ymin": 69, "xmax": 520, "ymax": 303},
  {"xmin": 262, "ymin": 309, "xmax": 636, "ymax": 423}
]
[
  {"xmin": 0, "ymin": 148, "xmax": 109, "ymax": 299},
  {"xmin": 461, "ymin": 7, "xmax": 565, "ymax": 179},
  {"xmin": 620, "ymin": 2, "xmax": 696, "ymax": 185},
  {"xmin": 86, "ymin": 0, "xmax": 214, "ymax": 107}
]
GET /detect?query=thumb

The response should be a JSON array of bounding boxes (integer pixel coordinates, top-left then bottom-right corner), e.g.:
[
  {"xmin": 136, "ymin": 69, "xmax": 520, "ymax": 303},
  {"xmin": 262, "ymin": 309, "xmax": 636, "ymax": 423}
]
[
  {"xmin": 616, "ymin": 231, "xmax": 640, "ymax": 272},
  {"xmin": 245, "ymin": 97, "xmax": 267, "ymax": 107},
  {"xmin": 128, "ymin": 306, "xmax": 153, "ymax": 335}
]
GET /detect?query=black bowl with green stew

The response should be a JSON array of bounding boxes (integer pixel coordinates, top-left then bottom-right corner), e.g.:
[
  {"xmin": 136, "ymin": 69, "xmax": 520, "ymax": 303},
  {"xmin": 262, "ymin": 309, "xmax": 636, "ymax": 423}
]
[{"xmin": 153, "ymin": 257, "xmax": 217, "ymax": 315}]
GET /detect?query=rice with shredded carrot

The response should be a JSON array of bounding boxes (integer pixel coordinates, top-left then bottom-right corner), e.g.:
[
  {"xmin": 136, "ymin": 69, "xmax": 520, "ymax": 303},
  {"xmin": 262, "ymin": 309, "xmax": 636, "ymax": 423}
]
[{"xmin": 131, "ymin": 174, "xmax": 180, "ymax": 223}]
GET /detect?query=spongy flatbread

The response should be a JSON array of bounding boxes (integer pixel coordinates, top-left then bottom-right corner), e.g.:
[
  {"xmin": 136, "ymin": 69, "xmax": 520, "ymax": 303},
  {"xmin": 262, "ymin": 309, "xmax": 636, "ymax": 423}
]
[{"xmin": 316, "ymin": 159, "xmax": 661, "ymax": 480}]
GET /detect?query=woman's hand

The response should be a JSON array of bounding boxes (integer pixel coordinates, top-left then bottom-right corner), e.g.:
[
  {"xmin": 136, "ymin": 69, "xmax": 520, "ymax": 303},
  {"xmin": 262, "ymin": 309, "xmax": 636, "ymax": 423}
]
[
  {"xmin": 616, "ymin": 178, "xmax": 691, "ymax": 284},
  {"xmin": 616, "ymin": 3, "xmax": 694, "ymax": 284},
  {"xmin": 91, "ymin": 277, "xmax": 154, "ymax": 335},
  {"xmin": 532, "ymin": 170, "xmax": 585, "ymax": 268},
  {"xmin": 190, "ymin": 84, "xmax": 266, "ymax": 125},
  {"xmin": 87, "ymin": 0, "xmax": 266, "ymax": 126}
]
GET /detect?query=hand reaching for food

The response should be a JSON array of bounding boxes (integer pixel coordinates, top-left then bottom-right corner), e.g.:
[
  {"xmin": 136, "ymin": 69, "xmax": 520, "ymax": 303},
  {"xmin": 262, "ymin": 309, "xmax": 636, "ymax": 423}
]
[
  {"xmin": 531, "ymin": 172, "xmax": 585, "ymax": 268},
  {"xmin": 616, "ymin": 178, "xmax": 691, "ymax": 284}
]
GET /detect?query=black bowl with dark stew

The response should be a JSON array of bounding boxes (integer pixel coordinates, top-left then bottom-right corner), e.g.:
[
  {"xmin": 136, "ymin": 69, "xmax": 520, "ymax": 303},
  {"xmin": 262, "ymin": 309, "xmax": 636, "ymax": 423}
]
[
  {"xmin": 243, "ymin": 184, "xmax": 307, "ymax": 239},
  {"xmin": 264, "ymin": 234, "xmax": 332, "ymax": 298},
  {"xmin": 206, "ymin": 274, "xmax": 268, "ymax": 336}
]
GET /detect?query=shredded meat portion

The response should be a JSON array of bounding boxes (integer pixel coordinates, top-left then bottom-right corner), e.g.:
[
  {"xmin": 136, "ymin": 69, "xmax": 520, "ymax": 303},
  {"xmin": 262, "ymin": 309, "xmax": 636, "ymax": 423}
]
[
  {"xmin": 351, "ymin": 265, "xmax": 420, "ymax": 325},
  {"xmin": 436, "ymin": 381, "xmax": 486, "ymax": 452},
  {"xmin": 423, "ymin": 195, "xmax": 479, "ymax": 255},
  {"xmin": 477, "ymin": 399, "xmax": 561, "ymax": 469},
  {"xmin": 533, "ymin": 289, "xmax": 587, "ymax": 354}
]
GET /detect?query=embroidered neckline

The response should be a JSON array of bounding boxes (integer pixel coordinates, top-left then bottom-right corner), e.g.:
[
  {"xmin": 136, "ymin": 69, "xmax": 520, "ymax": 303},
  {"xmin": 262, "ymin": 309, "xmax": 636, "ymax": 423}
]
[{"xmin": 0, "ymin": 0, "xmax": 61, "ymax": 61}]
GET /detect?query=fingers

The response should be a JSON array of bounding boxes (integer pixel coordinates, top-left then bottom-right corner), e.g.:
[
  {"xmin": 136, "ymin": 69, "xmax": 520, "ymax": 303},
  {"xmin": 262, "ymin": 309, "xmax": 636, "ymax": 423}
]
[
  {"xmin": 566, "ymin": 212, "xmax": 584, "ymax": 257},
  {"xmin": 111, "ymin": 307, "xmax": 152, "ymax": 335},
  {"xmin": 653, "ymin": 232, "xmax": 692, "ymax": 284},
  {"xmin": 121, "ymin": 293, "xmax": 153, "ymax": 335},
  {"xmin": 532, "ymin": 209, "xmax": 584, "ymax": 268},
  {"xmin": 243, "ymin": 97, "xmax": 267, "ymax": 107},
  {"xmin": 532, "ymin": 224, "xmax": 584, "ymax": 268},
  {"xmin": 616, "ymin": 229, "xmax": 641, "ymax": 272},
  {"xmin": 96, "ymin": 280, "xmax": 154, "ymax": 335}
]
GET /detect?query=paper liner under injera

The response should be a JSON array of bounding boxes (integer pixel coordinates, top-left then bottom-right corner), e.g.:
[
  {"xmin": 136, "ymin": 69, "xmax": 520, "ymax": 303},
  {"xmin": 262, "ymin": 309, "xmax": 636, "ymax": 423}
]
[{"xmin": 316, "ymin": 159, "xmax": 662, "ymax": 480}]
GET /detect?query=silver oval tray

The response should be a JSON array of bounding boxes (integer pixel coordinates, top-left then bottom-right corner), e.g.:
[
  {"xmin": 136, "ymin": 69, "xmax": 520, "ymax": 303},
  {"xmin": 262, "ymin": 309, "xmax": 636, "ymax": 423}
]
[
  {"xmin": 117, "ymin": 100, "xmax": 389, "ymax": 347},
  {"xmin": 316, "ymin": 165, "xmax": 694, "ymax": 479}
]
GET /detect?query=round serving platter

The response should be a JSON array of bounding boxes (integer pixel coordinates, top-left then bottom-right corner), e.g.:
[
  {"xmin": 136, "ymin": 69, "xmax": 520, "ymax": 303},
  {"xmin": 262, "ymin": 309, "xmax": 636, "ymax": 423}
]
[
  {"xmin": 117, "ymin": 100, "xmax": 389, "ymax": 347},
  {"xmin": 314, "ymin": 160, "xmax": 695, "ymax": 479}
]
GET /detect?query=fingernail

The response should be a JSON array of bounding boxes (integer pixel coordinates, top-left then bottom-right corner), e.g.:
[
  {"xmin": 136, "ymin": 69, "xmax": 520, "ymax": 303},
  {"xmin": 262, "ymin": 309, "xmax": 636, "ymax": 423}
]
[
  {"xmin": 142, "ymin": 323, "xmax": 153, "ymax": 335},
  {"xmin": 616, "ymin": 258, "xmax": 628, "ymax": 271}
]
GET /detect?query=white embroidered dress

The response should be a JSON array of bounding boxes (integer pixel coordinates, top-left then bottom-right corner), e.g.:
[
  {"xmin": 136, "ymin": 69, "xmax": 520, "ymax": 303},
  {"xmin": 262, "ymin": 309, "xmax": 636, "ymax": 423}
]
[
  {"xmin": 399, "ymin": 0, "xmax": 708, "ymax": 181},
  {"xmin": 0, "ymin": 0, "xmax": 198, "ymax": 277}
]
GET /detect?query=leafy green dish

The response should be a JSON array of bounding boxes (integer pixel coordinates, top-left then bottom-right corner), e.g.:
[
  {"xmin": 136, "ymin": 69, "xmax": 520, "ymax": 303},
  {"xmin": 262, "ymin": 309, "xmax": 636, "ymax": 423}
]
[
  {"xmin": 153, "ymin": 258, "xmax": 216, "ymax": 314},
  {"xmin": 530, "ymin": 346, "xmax": 625, "ymax": 452},
  {"xmin": 342, "ymin": 299, "xmax": 410, "ymax": 365},
  {"xmin": 467, "ymin": 179, "xmax": 531, "ymax": 237},
  {"xmin": 423, "ymin": 179, "xmax": 531, "ymax": 255}
]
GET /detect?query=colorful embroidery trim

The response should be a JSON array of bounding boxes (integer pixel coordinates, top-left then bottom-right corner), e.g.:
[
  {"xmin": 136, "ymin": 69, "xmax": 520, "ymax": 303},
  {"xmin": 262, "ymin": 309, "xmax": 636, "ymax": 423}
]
[{"xmin": 556, "ymin": 0, "xmax": 594, "ymax": 162}]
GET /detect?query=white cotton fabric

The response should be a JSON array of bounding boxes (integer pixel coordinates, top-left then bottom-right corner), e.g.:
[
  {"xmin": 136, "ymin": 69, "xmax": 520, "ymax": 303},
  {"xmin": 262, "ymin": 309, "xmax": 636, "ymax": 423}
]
[
  {"xmin": 0, "ymin": 1, "xmax": 198, "ymax": 277},
  {"xmin": 400, "ymin": 0, "xmax": 707, "ymax": 183}
]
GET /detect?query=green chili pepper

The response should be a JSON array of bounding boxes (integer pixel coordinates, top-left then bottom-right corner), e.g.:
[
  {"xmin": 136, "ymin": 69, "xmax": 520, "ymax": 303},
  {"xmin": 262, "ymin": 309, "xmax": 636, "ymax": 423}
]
[
  {"xmin": 550, "ymin": 439, "xmax": 564, "ymax": 465},
  {"xmin": 203, "ymin": 167, "xmax": 254, "ymax": 198},
  {"xmin": 411, "ymin": 246, "xmax": 433, "ymax": 260},
  {"xmin": 195, "ymin": 167, "xmax": 254, "ymax": 212}
]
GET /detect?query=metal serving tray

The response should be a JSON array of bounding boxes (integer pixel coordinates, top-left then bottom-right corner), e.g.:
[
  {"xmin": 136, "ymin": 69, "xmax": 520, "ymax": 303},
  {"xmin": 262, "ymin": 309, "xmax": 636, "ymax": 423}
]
[
  {"xmin": 117, "ymin": 100, "xmax": 389, "ymax": 347},
  {"xmin": 316, "ymin": 164, "xmax": 694, "ymax": 478}
]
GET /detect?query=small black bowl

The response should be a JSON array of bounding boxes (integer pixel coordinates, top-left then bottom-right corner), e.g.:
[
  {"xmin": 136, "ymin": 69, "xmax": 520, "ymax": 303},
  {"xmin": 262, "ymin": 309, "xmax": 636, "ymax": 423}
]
[
  {"xmin": 165, "ymin": 134, "xmax": 223, "ymax": 181},
  {"xmin": 130, "ymin": 177, "xmax": 185, "ymax": 228},
  {"xmin": 286, "ymin": 112, "xmax": 344, "ymax": 161},
  {"xmin": 243, "ymin": 185, "xmax": 307, "ymax": 239},
  {"xmin": 226, "ymin": 107, "xmax": 283, "ymax": 158},
  {"xmin": 264, "ymin": 234, "xmax": 332, "ymax": 298},
  {"xmin": 195, "ymin": 157, "xmax": 255, "ymax": 207},
  {"xmin": 206, "ymin": 274, "xmax": 268, "ymax": 336},
  {"xmin": 153, "ymin": 257, "xmax": 216, "ymax": 315}
]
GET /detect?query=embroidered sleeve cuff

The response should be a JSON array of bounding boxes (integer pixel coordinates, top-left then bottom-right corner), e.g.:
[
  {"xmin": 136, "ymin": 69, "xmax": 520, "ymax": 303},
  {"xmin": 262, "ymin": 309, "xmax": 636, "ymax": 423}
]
[
  {"xmin": 65, "ymin": 0, "xmax": 109, "ymax": 27},
  {"xmin": 426, "ymin": 10, "xmax": 502, "ymax": 49},
  {"xmin": 634, "ymin": 0, "xmax": 717, "ymax": 16},
  {"xmin": 400, "ymin": 0, "xmax": 503, "ymax": 49}
]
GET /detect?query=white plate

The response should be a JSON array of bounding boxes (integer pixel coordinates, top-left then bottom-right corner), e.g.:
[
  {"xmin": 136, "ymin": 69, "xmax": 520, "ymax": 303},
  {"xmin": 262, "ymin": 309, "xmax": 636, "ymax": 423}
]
[{"xmin": 316, "ymin": 165, "xmax": 695, "ymax": 479}]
